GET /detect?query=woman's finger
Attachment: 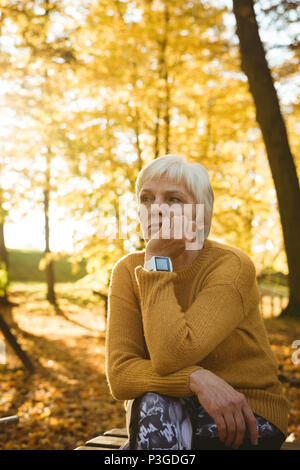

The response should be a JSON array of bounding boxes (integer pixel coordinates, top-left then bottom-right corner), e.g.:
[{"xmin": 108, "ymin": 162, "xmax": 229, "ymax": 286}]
[
  {"xmin": 223, "ymin": 411, "xmax": 236, "ymax": 447},
  {"xmin": 232, "ymin": 409, "xmax": 246, "ymax": 449},
  {"xmin": 214, "ymin": 414, "xmax": 227, "ymax": 443},
  {"xmin": 242, "ymin": 404, "xmax": 258, "ymax": 446}
]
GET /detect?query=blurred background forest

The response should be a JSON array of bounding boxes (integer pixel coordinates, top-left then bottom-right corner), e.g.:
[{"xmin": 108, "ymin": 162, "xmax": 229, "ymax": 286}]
[{"xmin": 0, "ymin": 0, "xmax": 299, "ymax": 450}]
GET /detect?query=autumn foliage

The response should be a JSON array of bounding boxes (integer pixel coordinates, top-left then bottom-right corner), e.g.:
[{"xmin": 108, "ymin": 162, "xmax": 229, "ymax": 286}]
[{"xmin": 0, "ymin": 0, "xmax": 299, "ymax": 451}]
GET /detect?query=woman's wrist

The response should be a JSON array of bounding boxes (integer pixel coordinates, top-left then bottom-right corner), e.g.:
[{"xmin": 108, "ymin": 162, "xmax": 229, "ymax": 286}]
[{"xmin": 189, "ymin": 368, "xmax": 206, "ymax": 393}]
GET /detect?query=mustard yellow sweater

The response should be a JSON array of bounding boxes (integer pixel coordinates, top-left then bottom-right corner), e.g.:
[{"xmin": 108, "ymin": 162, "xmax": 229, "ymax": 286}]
[{"xmin": 105, "ymin": 238, "xmax": 290, "ymax": 436}]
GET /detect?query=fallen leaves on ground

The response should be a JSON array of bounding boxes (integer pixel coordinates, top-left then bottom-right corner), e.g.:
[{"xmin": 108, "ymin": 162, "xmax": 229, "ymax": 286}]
[
  {"xmin": 0, "ymin": 283, "xmax": 299, "ymax": 449},
  {"xmin": 0, "ymin": 282, "xmax": 125, "ymax": 450},
  {"xmin": 264, "ymin": 316, "xmax": 300, "ymax": 441}
]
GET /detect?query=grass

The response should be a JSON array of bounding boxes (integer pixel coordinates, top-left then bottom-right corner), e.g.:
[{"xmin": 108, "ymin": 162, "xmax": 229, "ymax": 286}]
[
  {"xmin": 258, "ymin": 281, "xmax": 289, "ymax": 297},
  {"xmin": 7, "ymin": 249, "xmax": 87, "ymax": 283}
]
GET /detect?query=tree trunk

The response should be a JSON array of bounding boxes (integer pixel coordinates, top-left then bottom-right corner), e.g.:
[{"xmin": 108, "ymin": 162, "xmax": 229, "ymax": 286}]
[
  {"xmin": 162, "ymin": 2, "xmax": 170, "ymax": 155},
  {"xmin": 44, "ymin": 147, "xmax": 57, "ymax": 306},
  {"xmin": 0, "ymin": 313, "xmax": 34, "ymax": 372},
  {"xmin": 133, "ymin": 106, "xmax": 143, "ymax": 172},
  {"xmin": 0, "ymin": 203, "xmax": 9, "ymax": 305},
  {"xmin": 155, "ymin": 2, "xmax": 171, "ymax": 157},
  {"xmin": 232, "ymin": 0, "xmax": 300, "ymax": 317},
  {"xmin": 154, "ymin": 101, "xmax": 161, "ymax": 159}
]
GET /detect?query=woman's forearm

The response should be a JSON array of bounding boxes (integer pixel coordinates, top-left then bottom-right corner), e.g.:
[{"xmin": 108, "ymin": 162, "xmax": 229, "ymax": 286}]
[
  {"xmin": 135, "ymin": 265, "xmax": 245, "ymax": 375},
  {"xmin": 106, "ymin": 354, "xmax": 201, "ymax": 401}
]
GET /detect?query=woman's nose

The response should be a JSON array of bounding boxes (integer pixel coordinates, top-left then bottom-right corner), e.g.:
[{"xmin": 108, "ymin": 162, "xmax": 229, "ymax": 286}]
[
  {"xmin": 152, "ymin": 196, "xmax": 164, "ymax": 206},
  {"xmin": 138, "ymin": 204, "xmax": 165, "ymax": 225},
  {"xmin": 150, "ymin": 203, "xmax": 168, "ymax": 218}
]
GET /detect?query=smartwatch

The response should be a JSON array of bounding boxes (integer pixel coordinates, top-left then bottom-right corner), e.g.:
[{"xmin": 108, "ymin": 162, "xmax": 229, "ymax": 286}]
[{"xmin": 144, "ymin": 256, "xmax": 173, "ymax": 272}]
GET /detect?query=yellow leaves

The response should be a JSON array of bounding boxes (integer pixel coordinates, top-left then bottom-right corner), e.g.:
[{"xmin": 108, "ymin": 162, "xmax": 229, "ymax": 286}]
[
  {"xmin": 39, "ymin": 252, "xmax": 61, "ymax": 270},
  {"xmin": 40, "ymin": 407, "xmax": 51, "ymax": 419},
  {"xmin": 0, "ymin": 283, "xmax": 124, "ymax": 449},
  {"xmin": 0, "ymin": 390, "xmax": 15, "ymax": 407},
  {"xmin": 48, "ymin": 417, "xmax": 64, "ymax": 428},
  {"xmin": 1, "ymin": 283, "xmax": 298, "ymax": 449},
  {"xmin": 266, "ymin": 317, "xmax": 300, "ymax": 441},
  {"xmin": 79, "ymin": 390, "xmax": 90, "ymax": 399},
  {"xmin": 39, "ymin": 437, "xmax": 51, "ymax": 446}
]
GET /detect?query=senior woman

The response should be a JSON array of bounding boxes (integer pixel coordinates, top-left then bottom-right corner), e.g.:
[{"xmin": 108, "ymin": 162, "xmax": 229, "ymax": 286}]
[{"xmin": 105, "ymin": 154, "xmax": 289, "ymax": 450}]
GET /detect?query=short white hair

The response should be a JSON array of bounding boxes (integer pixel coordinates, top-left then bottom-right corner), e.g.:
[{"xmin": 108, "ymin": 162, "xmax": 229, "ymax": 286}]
[{"xmin": 135, "ymin": 154, "xmax": 214, "ymax": 239}]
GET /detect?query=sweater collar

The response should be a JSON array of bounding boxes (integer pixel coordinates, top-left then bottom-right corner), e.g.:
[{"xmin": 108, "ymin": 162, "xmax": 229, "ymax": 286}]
[{"xmin": 173, "ymin": 238, "xmax": 212, "ymax": 281}]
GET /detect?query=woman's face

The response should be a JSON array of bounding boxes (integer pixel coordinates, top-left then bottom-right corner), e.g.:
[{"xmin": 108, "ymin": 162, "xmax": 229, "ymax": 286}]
[{"xmin": 138, "ymin": 176, "xmax": 204, "ymax": 243}]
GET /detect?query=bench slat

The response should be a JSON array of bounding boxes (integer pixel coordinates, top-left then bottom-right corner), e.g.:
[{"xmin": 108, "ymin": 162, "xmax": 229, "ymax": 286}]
[
  {"xmin": 281, "ymin": 441, "xmax": 300, "ymax": 450},
  {"xmin": 85, "ymin": 435, "xmax": 127, "ymax": 448},
  {"xmin": 103, "ymin": 428, "xmax": 128, "ymax": 438},
  {"xmin": 75, "ymin": 446, "xmax": 114, "ymax": 450}
]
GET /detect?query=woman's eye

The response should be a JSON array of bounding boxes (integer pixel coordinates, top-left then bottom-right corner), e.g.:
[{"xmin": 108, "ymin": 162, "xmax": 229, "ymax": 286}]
[
  {"xmin": 170, "ymin": 197, "xmax": 181, "ymax": 203},
  {"xmin": 140, "ymin": 196, "xmax": 182, "ymax": 203}
]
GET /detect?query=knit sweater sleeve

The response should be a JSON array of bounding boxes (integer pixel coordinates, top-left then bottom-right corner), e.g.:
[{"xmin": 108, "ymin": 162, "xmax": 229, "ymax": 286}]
[
  {"xmin": 105, "ymin": 257, "xmax": 201, "ymax": 401},
  {"xmin": 134, "ymin": 256, "xmax": 256, "ymax": 376}
]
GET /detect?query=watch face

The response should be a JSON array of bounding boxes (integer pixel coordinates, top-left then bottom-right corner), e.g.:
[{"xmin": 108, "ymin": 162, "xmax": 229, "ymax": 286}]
[{"xmin": 155, "ymin": 257, "xmax": 170, "ymax": 271}]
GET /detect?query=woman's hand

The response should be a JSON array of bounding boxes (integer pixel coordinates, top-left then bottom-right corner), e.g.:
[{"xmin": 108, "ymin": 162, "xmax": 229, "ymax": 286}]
[
  {"xmin": 145, "ymin": 212, "xmax": 196, "ymax": 262},
  {"xmin": 189, "ymin": 369, "xmax": 258, "ymax": 449}
]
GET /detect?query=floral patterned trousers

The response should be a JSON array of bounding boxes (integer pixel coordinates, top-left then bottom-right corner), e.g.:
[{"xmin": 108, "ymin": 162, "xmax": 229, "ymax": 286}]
[{"xmin": 122, "ymin": 392, "xmax": 285, "ymax": 450}]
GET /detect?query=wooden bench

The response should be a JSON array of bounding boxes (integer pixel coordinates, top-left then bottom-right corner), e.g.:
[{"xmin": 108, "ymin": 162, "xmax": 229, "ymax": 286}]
[
  {"xmin": 75, "ymin": 428, "xmax": 128, "ymax": 450},
  {"xmin": 74, "ymin": 427, "xmax": 300, "ymax": 450}
]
